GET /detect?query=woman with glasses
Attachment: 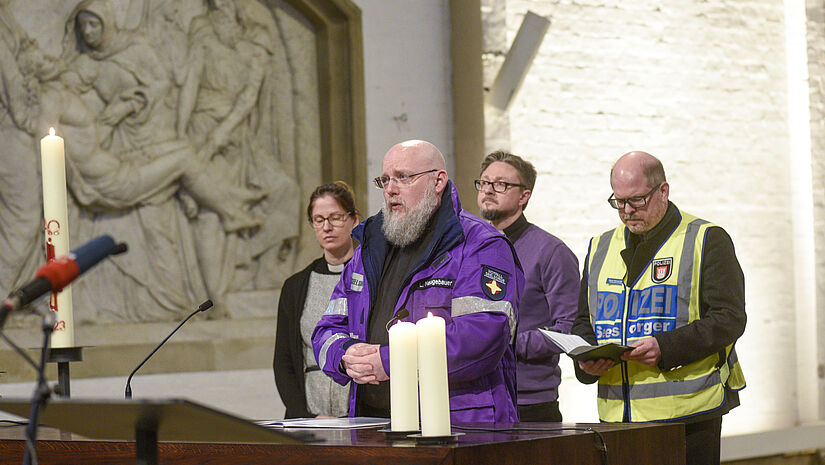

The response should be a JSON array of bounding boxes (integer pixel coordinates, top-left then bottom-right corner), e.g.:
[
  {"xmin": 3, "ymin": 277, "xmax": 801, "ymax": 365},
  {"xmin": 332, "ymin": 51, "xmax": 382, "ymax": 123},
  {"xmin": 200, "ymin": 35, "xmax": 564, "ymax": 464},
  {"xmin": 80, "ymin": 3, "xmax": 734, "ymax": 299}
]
[{"xmin": 274, "ymin": 181, "xmax": 360, "ymax": 418}]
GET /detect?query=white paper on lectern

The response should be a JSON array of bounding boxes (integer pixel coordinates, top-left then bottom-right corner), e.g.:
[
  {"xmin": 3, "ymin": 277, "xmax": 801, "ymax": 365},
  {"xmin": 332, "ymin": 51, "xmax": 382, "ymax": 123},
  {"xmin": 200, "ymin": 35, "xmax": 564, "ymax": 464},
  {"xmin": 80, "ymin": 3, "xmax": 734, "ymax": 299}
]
[{"xmin": 257, "ymin": 417, "xmax": 389, "ymax": 429}]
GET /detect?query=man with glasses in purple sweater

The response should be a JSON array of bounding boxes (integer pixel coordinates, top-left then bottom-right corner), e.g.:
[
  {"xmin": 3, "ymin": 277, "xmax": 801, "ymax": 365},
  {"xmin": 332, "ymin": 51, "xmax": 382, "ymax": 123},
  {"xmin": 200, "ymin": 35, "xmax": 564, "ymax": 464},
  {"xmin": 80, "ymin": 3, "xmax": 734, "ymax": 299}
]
[{"xmin": 476, "ymin": 151, "xmax": 580, "ymax": 422}]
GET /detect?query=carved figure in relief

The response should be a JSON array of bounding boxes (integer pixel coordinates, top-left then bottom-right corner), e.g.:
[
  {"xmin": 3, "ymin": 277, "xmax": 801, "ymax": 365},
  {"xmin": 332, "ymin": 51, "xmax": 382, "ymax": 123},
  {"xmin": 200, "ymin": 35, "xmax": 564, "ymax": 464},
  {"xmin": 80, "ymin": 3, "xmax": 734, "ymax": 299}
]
[
  {"xmin": 0, "ymin": 0, "xmax": 310, "ymax": 323},
  {"xmin": 53, "ymin": 0, "xmax": 220, "ymax": 321},
  {"xmin": 177, "ymin": 0, "xmax": 300, "ymax": 307},
  {"xmin": 0, "ymin": 2, "xmax": 44, "ymax": 295}
]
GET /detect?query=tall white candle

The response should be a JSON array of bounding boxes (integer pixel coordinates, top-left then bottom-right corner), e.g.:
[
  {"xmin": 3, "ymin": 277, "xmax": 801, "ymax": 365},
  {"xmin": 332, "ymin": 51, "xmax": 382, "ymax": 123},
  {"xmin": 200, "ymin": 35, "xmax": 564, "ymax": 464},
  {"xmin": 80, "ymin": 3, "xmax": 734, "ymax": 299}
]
[
  {"xmin": 416, "ymin": 312, "xmax": 451, "ymax": 436},
  {"xmin": 389, "ymin": 321, "xmax": 419, "ymax": 431},
  {"xmin": 41, "ymin": 128, "xmax": 74, "ymax": 348}
]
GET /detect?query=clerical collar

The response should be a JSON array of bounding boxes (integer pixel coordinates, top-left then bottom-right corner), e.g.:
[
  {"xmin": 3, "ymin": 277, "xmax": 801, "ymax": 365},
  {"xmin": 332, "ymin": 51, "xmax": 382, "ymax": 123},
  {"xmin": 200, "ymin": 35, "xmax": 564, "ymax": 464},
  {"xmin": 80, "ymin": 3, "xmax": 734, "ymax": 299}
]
[
  {"xmin": 327, "ymin": 262, "xmax": 345, "ymax": 273},
  {"xmin": 502, "ymin": 213, "xmax": 530, "ymax": 242}
]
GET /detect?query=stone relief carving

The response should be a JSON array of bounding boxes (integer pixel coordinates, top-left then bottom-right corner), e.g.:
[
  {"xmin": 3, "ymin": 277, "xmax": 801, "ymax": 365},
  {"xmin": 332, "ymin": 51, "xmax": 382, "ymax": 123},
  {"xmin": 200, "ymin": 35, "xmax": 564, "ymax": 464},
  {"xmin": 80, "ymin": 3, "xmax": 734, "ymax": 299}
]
[
  {"xmin": 0, "ymin": 1, "xmax": 44, "ymax": 303},
  {"xmin": 0, "ymin": 0, "xmax": 319, "ymax": 325}
]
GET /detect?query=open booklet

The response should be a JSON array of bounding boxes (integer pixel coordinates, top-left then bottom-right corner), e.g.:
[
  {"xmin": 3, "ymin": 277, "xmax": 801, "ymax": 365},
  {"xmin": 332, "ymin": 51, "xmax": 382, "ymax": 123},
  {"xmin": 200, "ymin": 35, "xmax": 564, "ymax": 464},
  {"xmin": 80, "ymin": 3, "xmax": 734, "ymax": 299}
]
[
  {"xmin": 538, "ymin": 328, "xmax": 633, "ymax": 363},
  {"xmin": 257, "ymin": 417, "xmax": 389, "ymax": 429}
]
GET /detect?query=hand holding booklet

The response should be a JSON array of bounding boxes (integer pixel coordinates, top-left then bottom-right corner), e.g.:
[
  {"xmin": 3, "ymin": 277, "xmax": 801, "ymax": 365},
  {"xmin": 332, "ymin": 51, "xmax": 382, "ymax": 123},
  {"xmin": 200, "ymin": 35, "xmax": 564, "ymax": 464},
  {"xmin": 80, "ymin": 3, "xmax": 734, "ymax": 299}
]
[{"xmin": 538, "ymin": 328, "xmax": 633, "ymax": 363}]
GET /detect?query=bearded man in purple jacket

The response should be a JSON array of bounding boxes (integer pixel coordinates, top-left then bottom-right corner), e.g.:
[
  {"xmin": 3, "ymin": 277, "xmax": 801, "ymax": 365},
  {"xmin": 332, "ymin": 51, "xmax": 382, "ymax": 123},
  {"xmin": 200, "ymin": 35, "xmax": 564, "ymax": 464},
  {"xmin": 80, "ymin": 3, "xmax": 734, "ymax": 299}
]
[
  {"xmin": 312, "ymin": 140, "xmax": 523, "ymax": 422},
  {"xmin": 476, "ymin": 151, "xmax": 580, "ymax": 422}
]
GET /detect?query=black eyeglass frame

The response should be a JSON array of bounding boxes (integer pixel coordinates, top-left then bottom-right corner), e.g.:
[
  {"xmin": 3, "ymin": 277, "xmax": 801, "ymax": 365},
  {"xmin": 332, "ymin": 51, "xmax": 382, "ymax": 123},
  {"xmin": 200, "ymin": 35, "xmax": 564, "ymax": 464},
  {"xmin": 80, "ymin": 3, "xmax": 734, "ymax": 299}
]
[
  {"xmin": 607, "ymin": 183, "xmax": 662, "ymax": 210},
  {"xmin": 373, "ymin": 169, "xmax": 438, "ymax": 189},
  {"xmin": 473, "ymin": 179, "xmax": 526, "ymax": 193}
]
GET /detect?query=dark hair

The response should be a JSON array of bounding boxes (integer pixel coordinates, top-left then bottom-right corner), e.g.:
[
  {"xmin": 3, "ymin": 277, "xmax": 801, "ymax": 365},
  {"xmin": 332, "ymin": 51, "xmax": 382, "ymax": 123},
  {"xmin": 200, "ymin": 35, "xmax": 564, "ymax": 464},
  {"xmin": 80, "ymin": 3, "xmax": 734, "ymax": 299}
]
[
  {"xmin": 480, "ymin": 151, "xmax": 537, "ymax": 192},
  {"xmin": 307, "ymin": 181, "xmax": 359, "ymax": 223}
]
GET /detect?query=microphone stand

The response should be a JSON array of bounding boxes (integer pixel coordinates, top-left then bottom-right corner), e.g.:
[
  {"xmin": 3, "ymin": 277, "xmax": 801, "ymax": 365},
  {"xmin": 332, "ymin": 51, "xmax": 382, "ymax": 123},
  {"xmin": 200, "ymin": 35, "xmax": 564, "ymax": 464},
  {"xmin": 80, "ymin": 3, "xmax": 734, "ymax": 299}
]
[
  {"xmin": 125, "ymin": 300, "xmax": 213, "ymax": 399},
  {"xmin": 22, "ymin": 311, "xmax": 57, "ymax": 465}
]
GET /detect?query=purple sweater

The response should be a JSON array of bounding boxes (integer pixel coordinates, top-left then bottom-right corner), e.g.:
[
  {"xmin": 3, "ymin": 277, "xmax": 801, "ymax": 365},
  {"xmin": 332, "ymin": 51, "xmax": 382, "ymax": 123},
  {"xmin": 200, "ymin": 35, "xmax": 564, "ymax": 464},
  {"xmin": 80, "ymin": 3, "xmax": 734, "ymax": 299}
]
[{"xmin": 504, "ymin": 215, "xmax": 579, "ymax": 405}]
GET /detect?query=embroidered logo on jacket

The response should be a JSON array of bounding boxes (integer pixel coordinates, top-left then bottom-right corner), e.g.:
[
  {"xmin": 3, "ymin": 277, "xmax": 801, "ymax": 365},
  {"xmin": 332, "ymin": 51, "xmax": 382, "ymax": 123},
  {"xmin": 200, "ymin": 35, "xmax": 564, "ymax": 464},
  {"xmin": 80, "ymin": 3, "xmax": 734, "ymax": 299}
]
[
  {"xmin": 351, "ymin": 273, "xmax": 364, "ymax": 292},
  {"xmin": 481, "ymin": 265, "xmax": 509, "ymax": 301},
  {"xmin": 651, "ymin": 258, "xmax": 673, "ymax": 283}
]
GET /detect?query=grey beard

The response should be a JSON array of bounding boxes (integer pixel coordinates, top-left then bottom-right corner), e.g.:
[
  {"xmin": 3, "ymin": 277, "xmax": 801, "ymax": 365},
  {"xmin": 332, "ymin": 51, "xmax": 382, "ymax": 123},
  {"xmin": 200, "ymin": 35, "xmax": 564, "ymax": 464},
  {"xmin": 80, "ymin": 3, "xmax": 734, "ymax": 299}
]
[{"xmin": 382, "ymin": 183, "xmax": 439, "ymax": 247}]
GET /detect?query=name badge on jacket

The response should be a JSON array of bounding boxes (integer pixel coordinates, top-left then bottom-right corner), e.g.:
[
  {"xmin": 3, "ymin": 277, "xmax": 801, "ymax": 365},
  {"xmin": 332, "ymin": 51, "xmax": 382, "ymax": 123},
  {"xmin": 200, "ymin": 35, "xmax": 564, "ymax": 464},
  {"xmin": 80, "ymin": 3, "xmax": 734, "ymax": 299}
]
[{"xmin": 351, "ymin": 273, "xmax": 364, "ymax": 292}]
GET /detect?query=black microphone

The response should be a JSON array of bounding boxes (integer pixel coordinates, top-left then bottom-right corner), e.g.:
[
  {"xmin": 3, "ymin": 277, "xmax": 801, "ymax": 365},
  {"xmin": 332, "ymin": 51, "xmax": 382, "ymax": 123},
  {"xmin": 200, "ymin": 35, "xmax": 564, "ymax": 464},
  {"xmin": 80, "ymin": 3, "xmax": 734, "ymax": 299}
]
[
  {"xmin": 385, "ymin": 308, "xmax": 410, "ymax": 332},
  {"xmin": 125, "ymin": 299, "xmax": 213, "ymax": 399},
  {"xmin": 0, "ymin": 235, "xmax": 127, "ymax": 328}
]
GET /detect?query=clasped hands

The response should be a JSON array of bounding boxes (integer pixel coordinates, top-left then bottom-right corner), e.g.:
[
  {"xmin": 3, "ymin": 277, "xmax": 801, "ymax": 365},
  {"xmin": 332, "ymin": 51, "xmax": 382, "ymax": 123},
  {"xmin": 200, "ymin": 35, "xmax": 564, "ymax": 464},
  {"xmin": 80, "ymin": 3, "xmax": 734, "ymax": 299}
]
[
  {"xmin": 342, "ymin": 343, "xmax": 388, "ymax": 385},
  {"xmin": 578, "ymin": 336, "xmax": 662, "ymax": 376}
]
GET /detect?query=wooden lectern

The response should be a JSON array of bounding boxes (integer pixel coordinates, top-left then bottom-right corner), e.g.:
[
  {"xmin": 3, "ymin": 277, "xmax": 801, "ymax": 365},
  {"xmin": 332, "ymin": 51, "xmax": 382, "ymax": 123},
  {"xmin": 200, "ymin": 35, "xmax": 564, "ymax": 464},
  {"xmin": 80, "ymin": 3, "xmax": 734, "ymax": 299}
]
[
  {"xmin": 0, "ymin": 398, "xmax": 686, "ymax": 465},
  {"xmin": 0, "ymin": 398, "xmax": 309, "ymax": 465}
]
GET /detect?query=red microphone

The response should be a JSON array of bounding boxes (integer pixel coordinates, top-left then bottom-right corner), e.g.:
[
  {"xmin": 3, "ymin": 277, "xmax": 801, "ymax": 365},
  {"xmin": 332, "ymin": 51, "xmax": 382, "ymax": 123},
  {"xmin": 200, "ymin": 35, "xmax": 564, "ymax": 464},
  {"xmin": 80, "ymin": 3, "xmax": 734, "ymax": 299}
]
[
  {"xmin": 0, "ymin": 235, "xmax": 127, "ymax": 327},
  {"xmin": 35, "ymin": 254, "xmax": 80, "ymax": 294}
]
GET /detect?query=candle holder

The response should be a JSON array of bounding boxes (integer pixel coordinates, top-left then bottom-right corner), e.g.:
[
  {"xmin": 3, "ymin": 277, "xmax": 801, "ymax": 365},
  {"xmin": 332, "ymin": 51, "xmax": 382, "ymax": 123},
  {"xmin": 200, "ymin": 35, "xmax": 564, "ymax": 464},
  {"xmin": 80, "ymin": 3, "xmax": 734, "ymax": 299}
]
[
  {"xmin": 46, "ymin": 346, "xmax": 84, "ymax": 398},
  {"xmin": 378, "ymin": 427, "xmax": 420, "ymax": 440},
  {"xmin": 408, "ymin": 432, "xmax": 464, "ymax": 444}
]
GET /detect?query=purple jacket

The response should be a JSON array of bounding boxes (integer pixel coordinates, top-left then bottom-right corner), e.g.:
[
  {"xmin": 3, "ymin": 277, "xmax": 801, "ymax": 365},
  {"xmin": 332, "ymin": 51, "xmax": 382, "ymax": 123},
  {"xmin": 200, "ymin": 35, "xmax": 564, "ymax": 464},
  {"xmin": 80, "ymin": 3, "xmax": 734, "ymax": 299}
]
[
  {"xmin": 508, "ymin": 218, "xmax": 579, "ymax": 405},
  {"xmin": 312, "ymin": 182, "xmax": 523, "ymax": 423}
]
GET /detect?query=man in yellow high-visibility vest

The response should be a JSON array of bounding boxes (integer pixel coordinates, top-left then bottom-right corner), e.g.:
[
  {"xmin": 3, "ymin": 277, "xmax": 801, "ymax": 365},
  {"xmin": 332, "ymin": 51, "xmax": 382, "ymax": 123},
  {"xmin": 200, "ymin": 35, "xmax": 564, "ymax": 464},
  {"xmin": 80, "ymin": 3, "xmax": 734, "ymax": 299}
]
[{"xmin": 572, "ymin": 151, "xmax": 746, "ymax": 465}]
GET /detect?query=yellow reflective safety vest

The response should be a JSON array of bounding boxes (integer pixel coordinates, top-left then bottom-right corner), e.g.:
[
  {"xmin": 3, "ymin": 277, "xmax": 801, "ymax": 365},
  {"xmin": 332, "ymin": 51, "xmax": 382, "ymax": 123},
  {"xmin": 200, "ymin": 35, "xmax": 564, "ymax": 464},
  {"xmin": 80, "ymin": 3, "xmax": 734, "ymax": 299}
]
[{"xmin": 585, "ymin": 211, "xmax": 746, "ymax": 422}]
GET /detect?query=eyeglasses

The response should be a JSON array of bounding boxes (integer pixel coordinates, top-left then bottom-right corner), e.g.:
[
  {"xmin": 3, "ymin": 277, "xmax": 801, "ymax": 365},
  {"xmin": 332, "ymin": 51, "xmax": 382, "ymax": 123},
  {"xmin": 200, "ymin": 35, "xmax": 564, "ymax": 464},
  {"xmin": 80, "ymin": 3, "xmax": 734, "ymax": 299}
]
[
  {"xmin": 473, "ymin": 179, "xmax": 525, "ymax": 193},
  {"xmin": 373, "ymin": 169, "xmax": 438, "ymax": 189},
  {"xmin": 607, "ymin": 184, "xmax": 662, "ymax": 210},
  {"xmin": 311, "ymin": 213, "xmax": 351, "ymax": 229}
]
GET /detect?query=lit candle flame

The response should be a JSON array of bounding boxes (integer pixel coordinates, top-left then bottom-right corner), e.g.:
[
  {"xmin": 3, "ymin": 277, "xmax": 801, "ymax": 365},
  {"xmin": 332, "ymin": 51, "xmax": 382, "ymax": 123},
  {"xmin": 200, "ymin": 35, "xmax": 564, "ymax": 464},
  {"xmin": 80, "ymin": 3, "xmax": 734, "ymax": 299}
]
[
  {"xmin": 427, "ymin": 311, "xmax": 433, "ymax": 318},
  {"xmin": 49, "ymin": 127, "xmax": 55, "ymax": 137}
]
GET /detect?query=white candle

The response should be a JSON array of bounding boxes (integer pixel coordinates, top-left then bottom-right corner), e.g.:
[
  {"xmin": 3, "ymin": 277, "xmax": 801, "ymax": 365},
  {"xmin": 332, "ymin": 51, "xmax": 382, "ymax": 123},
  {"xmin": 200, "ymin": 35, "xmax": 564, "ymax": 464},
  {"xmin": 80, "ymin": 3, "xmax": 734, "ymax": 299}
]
[
  {"xmin": 389, "ymin": 321, "xmax": 419, "ymax": 431},
  {"xmin": 416, "ymin": 312, "xmax": 450, "ymax": 437},
  {"xmin": 41, "ymin": 128, "xmax": 74, "ymax": 348}
]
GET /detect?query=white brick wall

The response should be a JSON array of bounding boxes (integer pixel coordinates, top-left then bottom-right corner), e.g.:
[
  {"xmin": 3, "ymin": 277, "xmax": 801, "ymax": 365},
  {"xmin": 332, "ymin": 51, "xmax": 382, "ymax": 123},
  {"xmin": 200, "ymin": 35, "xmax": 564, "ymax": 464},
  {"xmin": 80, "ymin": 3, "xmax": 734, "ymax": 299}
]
[{"xmin": 485, "ymin": 0, "xmax": 807, "ymax": 436}]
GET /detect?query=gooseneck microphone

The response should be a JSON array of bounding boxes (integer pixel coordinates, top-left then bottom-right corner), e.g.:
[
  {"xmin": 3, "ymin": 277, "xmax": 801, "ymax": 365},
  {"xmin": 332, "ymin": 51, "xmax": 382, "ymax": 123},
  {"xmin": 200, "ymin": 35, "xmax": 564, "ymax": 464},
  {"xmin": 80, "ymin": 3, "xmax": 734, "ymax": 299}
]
[
  {"xmin": 125, "ymin": 299, "xmax": 213, "ymax": 399},
  {"xmin": 385, "ymin": 308, "xmax": 410, "ymax": 332},
  {"xmin": 0, "ymin": 235, "xmax": 127, "ymax": 328}
]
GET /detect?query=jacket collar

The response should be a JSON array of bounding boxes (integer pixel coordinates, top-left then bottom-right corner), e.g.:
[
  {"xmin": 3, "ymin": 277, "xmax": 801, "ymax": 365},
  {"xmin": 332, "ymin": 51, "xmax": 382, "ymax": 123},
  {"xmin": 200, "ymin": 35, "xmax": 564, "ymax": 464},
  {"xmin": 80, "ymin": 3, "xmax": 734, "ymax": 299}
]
[{"xmin": 502, "ymin": 213, "xmax": 530, "ymax": 242}]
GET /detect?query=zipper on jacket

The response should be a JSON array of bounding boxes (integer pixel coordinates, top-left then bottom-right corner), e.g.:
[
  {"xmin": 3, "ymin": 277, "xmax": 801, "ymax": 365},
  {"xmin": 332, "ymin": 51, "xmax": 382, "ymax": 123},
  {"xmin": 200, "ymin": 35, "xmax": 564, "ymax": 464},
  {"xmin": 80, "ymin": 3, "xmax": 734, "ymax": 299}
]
[{"xmin": 621, "ymin": 277, "xmax": 631, "ymax": 422}]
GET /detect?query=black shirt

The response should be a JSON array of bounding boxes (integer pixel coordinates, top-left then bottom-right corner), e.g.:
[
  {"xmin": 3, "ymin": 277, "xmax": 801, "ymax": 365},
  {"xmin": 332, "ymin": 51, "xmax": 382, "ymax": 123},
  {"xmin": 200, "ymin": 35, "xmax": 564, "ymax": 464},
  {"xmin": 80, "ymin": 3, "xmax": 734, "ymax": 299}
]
[
  {"xmin": 502, "ymin": 213, "xmax": 530, "ymax": 242},
  {"xmin": 360, "ymin": 218, "xmax": 436, "ymax": 415}
]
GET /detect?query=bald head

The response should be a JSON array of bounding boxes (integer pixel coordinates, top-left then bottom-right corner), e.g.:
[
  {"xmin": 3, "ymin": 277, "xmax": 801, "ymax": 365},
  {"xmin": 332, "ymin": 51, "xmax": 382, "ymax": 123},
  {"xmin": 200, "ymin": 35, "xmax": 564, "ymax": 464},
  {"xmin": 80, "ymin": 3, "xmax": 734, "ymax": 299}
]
[
  {"xmin": 384, "ymin": 139, "xmax": 447, "ymax": 172},
  {"xmin": 609, "ymin": 151, "xmax": 669, "ymax": 235},
  {"xmin": 611, "ymin": 151, "xmax": 666, "ymax": 189}
]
